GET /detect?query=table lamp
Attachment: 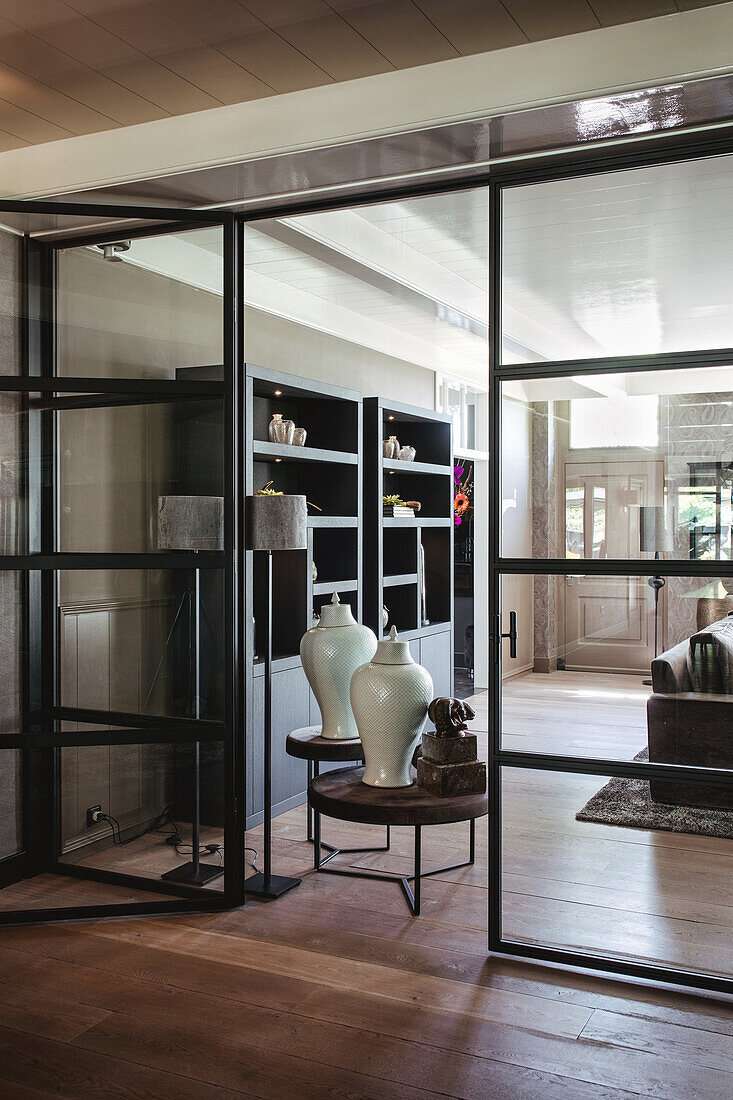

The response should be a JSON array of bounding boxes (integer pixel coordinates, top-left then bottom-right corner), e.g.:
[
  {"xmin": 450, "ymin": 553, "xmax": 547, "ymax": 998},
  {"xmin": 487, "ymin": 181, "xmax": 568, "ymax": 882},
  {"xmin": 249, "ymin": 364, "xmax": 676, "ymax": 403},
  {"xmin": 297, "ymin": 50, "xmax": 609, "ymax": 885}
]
[{"xmin": 246, "ymin": 493, "xmax": 307, "ymax": 898}]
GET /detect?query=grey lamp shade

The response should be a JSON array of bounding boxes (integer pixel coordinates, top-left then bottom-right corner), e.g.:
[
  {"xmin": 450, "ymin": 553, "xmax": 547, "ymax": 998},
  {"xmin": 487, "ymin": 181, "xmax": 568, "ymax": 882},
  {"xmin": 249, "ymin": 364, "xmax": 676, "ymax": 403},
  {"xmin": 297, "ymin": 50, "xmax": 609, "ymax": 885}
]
[
  {"xmin": 247, "ymin": 494, "xmax": 307, "ymax": 551},
  {"xmin": 639, "ymin": 505, "xmax": 671, "ymax": 553},
  {"xmin": 157, "ymin": 496, "xmax": 224, "ymax": 550}
]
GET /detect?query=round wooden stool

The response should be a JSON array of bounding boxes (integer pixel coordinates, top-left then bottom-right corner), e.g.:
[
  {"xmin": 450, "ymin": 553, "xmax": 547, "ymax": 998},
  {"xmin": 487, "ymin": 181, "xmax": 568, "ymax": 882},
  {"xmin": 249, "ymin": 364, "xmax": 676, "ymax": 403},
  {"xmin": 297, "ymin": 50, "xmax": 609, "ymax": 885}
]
[
  {"xmin": 285, "ymin": 726, "xmax": 390, "ymax": 866},
  {"xmin": 309, "ymin": 765, "xmax": 487, "ymax": 915}
]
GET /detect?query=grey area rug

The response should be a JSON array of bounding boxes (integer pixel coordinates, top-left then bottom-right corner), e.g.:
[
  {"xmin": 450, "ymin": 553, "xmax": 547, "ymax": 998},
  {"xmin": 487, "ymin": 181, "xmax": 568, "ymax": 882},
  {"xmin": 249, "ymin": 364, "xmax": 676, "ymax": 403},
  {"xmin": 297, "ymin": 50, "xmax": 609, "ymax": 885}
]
[{"xmin": 576, "ymin": 750, "xmax": 733, "ymax": 839}]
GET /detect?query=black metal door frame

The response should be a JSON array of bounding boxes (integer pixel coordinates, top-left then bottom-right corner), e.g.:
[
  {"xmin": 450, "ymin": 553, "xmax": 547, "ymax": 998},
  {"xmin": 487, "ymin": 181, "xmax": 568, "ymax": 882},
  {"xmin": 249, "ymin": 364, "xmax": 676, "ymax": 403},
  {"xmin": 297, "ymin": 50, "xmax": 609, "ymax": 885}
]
[
  {"xmin": 0, "ymin": 200, "xmax": 245, "ymax": 924},
  {"xmin": 2, "ymin": 132, "xmax": 733, "ymax": 983},
  {"xmin": 488, "ymin": 143, "xmax": 733, "ymax": 996}
]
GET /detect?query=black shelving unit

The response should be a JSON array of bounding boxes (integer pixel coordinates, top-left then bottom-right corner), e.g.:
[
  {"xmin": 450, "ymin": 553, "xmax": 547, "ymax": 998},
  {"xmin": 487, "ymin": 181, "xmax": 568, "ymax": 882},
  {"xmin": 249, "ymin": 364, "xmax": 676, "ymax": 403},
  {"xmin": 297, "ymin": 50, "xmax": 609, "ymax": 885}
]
[
  {"xmin": 245, "ymin": 364, "xmax": 363, "ymax": 827},
  {"xmin": 363, "ymin": 397, "xmax": 454, "ymax": 699}
]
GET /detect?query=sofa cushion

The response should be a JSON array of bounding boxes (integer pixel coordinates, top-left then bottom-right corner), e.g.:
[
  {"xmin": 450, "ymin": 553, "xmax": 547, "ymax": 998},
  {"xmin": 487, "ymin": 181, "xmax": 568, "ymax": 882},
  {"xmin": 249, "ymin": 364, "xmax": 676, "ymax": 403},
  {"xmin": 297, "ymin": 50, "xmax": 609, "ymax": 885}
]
[
  {"xmin": 651, "ymin": 639, "xmax": 692, "ymax": 694},
  {"xmin": 689, "ymin": 616, "xmax": 733, "ymax": 694}
]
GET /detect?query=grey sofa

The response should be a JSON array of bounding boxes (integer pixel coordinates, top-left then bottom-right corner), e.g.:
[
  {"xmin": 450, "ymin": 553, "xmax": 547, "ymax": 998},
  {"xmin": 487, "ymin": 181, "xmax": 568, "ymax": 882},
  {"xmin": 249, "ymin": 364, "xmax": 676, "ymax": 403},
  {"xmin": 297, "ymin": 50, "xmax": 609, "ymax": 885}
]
[{"xmin": 648, "ymin": 630, "xmax": 733, "ymax": 810}]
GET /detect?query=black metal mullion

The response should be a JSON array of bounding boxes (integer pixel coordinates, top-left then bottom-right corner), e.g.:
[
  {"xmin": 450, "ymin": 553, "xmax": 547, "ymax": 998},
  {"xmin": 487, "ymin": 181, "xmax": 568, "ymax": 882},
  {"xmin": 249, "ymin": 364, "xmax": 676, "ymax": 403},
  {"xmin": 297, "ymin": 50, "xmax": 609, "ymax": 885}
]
[
  {"xmin": 42, "ymin": 218, "xmax": 225, "ymax": 251},
  {"xmin": 51, "ymin": 704, "xmax": 224, "ymax": 729},
  {"xmin": 0, "ymin": 200, "xmax": 219, "ymax": 220},
  {"xmin": 23, "ymin": 237, "xmax": 53, "ymax": 875},
  {"xmin": 0, "ymin": 376, "xmax": 224, "ymax": 395},
  {"xmin": 223, "ymin": 213, "xmax": 245, "ymax": 908},
  {"xmin": 56, "ymin": 861, "xmax": 225, "ymax": 901},
  {"xmin": 497, "ymin": 557, "xmax": 733, "ymax": 577},
  {"xmin": 488, "ymin": 176, "xmax": 502, "ymax": 954},
  {"xmin": 497, "ymin": 751, "xmax": 733, "ymax": 786},
  {"xmin": 495, "ymin": 941, "xmax": 733, "ymax": 997},
  {"xmin": 2, "ymin": 730, "xmax": 225, "ymax": 750},
  {"xmin": 489, "ymin": 131, "xmax": 733, "ymax": 194},
  {"xmin": 0, "ymin": 897, "xmax": 228, "ymax": 926},
  {"xmin": 0, "ymin": 552, "xmax": 226, "ymax": 570}
]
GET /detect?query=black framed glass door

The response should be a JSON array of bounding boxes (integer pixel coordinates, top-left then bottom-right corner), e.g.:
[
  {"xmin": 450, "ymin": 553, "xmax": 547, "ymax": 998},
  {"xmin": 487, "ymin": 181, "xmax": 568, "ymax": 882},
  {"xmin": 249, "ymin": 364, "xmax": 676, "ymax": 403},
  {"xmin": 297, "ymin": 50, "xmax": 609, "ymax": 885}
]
[
  {"xmin": 0, "ymin": 202, "xmax": 243, "ymax": 923},
  {"xmin": 490, "ymin": 145, "xmax": 733, "ymax": 994}
]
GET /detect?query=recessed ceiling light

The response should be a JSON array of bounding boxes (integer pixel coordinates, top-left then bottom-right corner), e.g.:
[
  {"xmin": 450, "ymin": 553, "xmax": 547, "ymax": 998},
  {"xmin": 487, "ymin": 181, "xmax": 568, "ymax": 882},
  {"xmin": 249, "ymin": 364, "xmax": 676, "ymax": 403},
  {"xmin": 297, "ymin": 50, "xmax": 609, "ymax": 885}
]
[
  {"xmin": 274, "ymin": 389, "xmax": 282, "ymax": 396},
  {"xmin": 275, "ymin": 458, "xmax": 282, "ymax": 463},
  {"xmin": 387, "ymin": 415, "xmax": 395, "ymax": 420}
]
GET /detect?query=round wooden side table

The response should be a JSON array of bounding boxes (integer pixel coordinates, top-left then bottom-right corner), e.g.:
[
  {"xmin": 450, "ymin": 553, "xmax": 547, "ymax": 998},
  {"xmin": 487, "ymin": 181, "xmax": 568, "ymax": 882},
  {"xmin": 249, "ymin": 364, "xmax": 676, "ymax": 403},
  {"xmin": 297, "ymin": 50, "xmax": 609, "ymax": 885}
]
[
  {"xmin": 285, "ymin": 726, "xmax": 391, "ymax": 867},
  {"xmin": 308, "ymin": 765, "xmax": 488, "ymax": 916}
]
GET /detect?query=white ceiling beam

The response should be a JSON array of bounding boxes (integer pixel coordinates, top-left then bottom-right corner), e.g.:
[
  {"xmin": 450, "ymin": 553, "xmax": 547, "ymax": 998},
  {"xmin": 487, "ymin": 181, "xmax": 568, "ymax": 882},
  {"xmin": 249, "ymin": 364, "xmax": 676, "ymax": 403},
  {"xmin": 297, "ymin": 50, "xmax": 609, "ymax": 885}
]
[
  {"xmin": 0, "ymin": 5, "xmax": 732, "ymax": 198},
  {"xmin": 118, "ymin": 234, "xmax": 485, "ymax": 380},
  {"xmin": 569, "ymin": 374, "xmax": 629, "ymax": 399}
]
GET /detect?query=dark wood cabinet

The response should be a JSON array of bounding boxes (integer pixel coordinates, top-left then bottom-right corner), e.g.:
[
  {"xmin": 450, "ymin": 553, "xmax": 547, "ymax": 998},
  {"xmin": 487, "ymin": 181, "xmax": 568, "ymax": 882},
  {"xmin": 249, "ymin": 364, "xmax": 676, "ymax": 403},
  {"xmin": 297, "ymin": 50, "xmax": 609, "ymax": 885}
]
[{"xmin": 243, "ymin": 373, "xmax": 454, "ymax": 829}]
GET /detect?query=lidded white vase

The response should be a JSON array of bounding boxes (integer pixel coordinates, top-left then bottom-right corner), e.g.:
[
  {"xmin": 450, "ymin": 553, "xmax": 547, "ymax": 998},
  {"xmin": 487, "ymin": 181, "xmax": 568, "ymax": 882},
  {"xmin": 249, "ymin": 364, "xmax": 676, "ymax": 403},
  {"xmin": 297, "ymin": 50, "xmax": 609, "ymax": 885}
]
[
  {"xmin": 300, "ymin": 593, "xmax": 377, "ymax": 740},
  {"xmin": 350, "ymin": 626, "xmax": 433, "ymax": 788}
]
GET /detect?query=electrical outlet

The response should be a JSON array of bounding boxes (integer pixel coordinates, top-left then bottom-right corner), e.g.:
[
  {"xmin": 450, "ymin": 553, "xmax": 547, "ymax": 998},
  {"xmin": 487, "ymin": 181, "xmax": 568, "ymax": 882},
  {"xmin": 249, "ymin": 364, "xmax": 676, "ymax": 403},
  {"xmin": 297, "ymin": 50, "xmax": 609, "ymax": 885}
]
[{"xmin": 86, "ymin": 804, "xmax": 103, "ymax": 828}]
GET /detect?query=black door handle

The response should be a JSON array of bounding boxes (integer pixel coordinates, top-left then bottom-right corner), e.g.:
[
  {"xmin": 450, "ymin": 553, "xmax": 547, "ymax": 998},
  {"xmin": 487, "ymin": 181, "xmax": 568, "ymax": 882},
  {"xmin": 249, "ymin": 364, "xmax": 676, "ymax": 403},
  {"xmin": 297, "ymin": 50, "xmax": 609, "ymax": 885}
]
[{"xmin": 500, "ymin": 611, "xmax": 518, "ymax": 659}]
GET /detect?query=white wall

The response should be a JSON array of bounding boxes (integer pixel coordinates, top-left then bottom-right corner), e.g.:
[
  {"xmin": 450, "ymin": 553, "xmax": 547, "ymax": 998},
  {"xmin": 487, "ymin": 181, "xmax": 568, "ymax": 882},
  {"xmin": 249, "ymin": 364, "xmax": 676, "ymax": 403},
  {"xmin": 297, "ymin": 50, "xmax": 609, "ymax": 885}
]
[{"xmin": 244, "ymin": 307, "xmax": 435, "ymax": 407}]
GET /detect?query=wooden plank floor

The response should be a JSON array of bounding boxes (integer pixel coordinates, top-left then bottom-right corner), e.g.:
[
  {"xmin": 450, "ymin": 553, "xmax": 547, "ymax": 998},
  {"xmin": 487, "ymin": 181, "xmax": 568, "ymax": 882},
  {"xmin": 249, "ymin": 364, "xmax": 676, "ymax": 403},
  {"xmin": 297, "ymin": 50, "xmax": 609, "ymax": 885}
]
[{"xmin": 0, "ymin": 672, "xmax": 732, "ymax": 1098}]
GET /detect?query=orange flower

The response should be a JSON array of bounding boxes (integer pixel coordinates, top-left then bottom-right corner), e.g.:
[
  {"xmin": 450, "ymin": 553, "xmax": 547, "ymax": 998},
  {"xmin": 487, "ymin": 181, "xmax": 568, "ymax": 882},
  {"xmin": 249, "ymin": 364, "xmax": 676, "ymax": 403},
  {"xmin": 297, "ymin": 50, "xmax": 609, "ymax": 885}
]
[{"xmin": 454, "ymin": 491, "xmax": 470, "ymax": 515}]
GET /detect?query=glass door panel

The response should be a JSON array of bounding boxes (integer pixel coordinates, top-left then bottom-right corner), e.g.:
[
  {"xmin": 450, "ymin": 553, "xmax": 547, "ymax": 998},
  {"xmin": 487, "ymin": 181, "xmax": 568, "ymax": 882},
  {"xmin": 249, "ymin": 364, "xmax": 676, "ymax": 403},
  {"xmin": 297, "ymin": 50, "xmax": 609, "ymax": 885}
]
[{"xmin": 0, "ymin": 205, "xmax": 235, "ymax": 923}]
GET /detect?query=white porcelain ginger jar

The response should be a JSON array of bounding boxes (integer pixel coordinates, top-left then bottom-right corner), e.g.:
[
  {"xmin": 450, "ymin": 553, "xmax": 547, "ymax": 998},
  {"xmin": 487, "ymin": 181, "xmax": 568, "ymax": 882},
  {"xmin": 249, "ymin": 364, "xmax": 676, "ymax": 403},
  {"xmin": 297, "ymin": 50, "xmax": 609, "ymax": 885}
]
[
  {"xmin": 300, "ymin": 593, "xmax": 377, "ymax": 740},
  {"xmin": 350, "ymin": 626, "xmax": 433, "ymax": 787}
]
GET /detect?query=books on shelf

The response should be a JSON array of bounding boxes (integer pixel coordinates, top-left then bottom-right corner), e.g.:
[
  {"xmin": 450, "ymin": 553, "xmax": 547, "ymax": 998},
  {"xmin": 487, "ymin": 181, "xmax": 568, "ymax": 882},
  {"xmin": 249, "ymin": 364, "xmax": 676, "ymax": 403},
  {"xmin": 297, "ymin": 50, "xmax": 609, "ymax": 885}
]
[{"xmin": 383, "ymin": 505, "xmax": 415, "ymax": 517}]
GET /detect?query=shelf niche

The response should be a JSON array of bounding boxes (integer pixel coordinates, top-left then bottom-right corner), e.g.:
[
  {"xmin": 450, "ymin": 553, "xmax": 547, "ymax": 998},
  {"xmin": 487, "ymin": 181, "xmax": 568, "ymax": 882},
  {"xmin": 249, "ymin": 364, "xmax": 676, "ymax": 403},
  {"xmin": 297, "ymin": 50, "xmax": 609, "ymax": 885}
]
[{"xmin": 252, "ymin": 377, "xmax": 359, "ymax": 455}]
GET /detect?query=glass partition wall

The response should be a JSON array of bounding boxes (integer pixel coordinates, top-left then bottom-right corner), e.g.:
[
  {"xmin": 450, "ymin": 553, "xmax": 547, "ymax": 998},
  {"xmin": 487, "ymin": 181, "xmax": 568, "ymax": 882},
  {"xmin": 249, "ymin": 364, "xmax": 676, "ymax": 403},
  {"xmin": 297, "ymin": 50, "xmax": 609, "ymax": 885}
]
[
  {"xmin": 491, "ymin": 150, "xmax": 733, "ymax": 993},
  {"xmin": 0, "ymin": 205, "xmax": 242, "ymax": 922}
]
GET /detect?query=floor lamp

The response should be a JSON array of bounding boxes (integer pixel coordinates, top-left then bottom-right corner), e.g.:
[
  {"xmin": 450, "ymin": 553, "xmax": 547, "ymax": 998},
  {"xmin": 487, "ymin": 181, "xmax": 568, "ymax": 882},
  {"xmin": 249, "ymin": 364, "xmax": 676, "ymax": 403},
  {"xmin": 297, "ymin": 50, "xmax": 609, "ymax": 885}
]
[
  {"xmin": 640, "ymin": 506, "xmax": 670, "ymax": 686},
  {"xmin": 245, "ymin": 492, "xmax": 307, "ymax": 899},
  {"xmin": 157, "ymin": 495, "xmax": 225, "ymax": 887}
]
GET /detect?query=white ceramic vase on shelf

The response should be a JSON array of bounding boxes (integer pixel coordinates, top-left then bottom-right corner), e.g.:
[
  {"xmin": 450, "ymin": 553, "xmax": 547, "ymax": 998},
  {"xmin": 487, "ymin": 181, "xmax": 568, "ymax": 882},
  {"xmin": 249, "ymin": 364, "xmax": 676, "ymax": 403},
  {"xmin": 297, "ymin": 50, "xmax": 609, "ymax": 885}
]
[
  {"xmin": 300, "ymin": 593, "xmax": 377, "ymax": 740},
  {"xmin": 351, "ymin": 627, "xmax": 433, "ymax": 787}
]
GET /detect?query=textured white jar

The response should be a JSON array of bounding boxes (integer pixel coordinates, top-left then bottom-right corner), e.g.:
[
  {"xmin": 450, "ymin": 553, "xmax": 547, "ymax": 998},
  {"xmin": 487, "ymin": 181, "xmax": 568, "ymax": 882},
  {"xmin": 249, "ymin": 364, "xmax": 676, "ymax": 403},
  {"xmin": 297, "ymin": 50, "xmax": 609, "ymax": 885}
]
[
  {"xmin": 350, "ymin": 627, "xmax": 433, "ymax": 787},
  {"xmin": 300, "ymin": 593, "xmax": 377, "ymax": 740}
]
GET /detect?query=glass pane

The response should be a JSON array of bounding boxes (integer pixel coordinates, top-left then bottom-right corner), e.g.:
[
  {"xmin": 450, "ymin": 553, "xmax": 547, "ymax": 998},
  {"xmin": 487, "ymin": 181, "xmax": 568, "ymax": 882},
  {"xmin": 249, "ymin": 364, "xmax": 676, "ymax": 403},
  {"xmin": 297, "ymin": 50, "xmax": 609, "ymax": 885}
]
[
  {"xmin": 0, "ymin": 743, "xmax": 216, "ymax": 912},
  {"xmin": 0, "ymin": 571, "xmax": 25, "ymax": 739},
  {"xmin": 59, "ymin": 741, "xmax": 225, "ymax": 892},
  {"xmin": 57, "ymin": 395, "xmax": 223, "ymax": 553},
  {"xmin": 501, "ymin": 571, "xmax": 733, "ymax": 773},
  {"xmin": 58, "ymin": 569, "xmax": 225, "ymax": 723},
  {"xmin": 0, "ymin": 227, "xmax": 21, "ymax": 376},
  {"xmin": 56, "ymin": 226, "xmax": 223, "ymax": 381},
  {"xmin": 502, "ymin": 766, "xmax": 733, "ymax": 980},
  {"xmin": 246, "ymin": 188, "xmax": 490, "ymax": 697},
  {"xmin": 0, "ymin": 749, "xmax": 22, "ymax": 859},
  {"xmin": 502, "ymin": 368, "xmax": 733, "ymax": 560},
  {"xmin": 0, "ymin": 393, "xmax": 27, "ymax": 554},
  {"xmin": 501, "ymin": 154, "xmax": 733, "ymax": 363}
]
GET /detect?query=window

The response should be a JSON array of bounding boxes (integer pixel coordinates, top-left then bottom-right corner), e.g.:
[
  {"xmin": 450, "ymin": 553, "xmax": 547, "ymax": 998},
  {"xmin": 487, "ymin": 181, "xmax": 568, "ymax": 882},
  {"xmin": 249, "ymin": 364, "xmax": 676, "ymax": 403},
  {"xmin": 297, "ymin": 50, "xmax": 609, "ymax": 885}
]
[{"xmin": 569, "ymin": 395, "xmax": 659, "ymax": 450}]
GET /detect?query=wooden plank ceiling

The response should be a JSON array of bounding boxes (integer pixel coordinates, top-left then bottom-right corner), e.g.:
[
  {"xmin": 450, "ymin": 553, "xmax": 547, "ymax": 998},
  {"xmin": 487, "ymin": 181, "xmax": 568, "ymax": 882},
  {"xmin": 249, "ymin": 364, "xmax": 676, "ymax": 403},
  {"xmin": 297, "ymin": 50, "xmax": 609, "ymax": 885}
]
[{"xmin": 0, "ymin": 0, "xmax": 726, "ymax": 152}]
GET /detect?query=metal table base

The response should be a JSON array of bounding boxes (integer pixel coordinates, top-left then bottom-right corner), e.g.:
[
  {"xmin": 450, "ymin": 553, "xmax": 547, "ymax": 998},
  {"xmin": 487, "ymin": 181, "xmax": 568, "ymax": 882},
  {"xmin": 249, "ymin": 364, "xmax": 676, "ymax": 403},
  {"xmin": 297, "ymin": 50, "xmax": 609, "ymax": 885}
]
[
  {"xmin": 307, "ymin": 759, "xmax": 391, "ymax": 867},
  {"xmin": 313, "ymin": 816, "xmax": 476, "ymax": 916}
]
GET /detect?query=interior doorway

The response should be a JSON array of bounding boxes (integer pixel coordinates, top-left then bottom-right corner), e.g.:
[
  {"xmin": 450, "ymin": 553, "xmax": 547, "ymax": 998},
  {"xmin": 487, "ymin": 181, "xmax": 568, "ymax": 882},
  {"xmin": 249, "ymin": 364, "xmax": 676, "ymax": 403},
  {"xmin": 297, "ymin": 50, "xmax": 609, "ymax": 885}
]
[{"xmin": 563, "ymin": 461, "xmax": 664, "ymax": 673}]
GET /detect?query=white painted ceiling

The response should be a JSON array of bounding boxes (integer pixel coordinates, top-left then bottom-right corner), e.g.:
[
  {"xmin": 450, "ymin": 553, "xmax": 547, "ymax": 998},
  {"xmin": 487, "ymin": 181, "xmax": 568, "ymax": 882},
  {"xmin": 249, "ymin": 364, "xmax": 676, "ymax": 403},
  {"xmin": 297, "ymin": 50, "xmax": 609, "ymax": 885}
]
[
  {"xmin": 502, "ymin": 152, "xmax": 733, "ymax": 362},
  {"xmin": 117, "ymin": 149, "xmax": 733, "ymax": 389}
]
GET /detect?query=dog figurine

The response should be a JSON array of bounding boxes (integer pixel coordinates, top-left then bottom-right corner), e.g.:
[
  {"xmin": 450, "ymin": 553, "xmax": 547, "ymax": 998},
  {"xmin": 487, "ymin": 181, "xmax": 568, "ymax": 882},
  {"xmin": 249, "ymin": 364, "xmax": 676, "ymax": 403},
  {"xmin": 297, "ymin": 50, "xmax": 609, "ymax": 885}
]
[{"xmin": 427, "ymin": 697, "xmax": 475, "ymax": 738}]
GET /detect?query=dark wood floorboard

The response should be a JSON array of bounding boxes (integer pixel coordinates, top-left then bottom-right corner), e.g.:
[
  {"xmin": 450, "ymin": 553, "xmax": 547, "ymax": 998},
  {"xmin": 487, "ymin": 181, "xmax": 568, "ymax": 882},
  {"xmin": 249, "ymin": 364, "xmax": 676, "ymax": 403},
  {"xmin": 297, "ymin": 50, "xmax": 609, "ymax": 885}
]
[{"xmin": 0, "ymin": 676, "xmax": 732, "ymax": 1098}]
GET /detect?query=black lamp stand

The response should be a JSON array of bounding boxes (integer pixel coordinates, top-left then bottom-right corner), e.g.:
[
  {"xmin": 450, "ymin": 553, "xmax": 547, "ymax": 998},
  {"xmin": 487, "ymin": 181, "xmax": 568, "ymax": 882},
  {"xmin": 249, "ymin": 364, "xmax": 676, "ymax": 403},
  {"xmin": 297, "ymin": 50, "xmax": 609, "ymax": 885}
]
[
  {"xmin": 245, "ymin": 550, "xmax": 301, "ymax": 899},
  {"xmin": 161, "ymin": 567, "xmax": 224, "ymax": 887},
  {"xmin": 643, "ymin": 551, "xmax": 666, "ymax": 687}
]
